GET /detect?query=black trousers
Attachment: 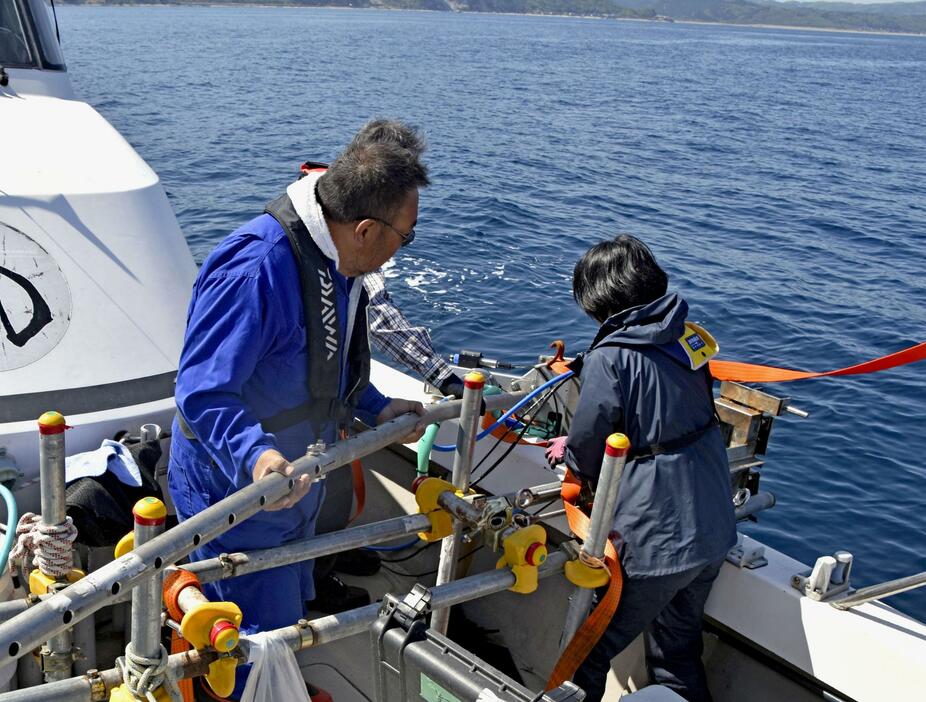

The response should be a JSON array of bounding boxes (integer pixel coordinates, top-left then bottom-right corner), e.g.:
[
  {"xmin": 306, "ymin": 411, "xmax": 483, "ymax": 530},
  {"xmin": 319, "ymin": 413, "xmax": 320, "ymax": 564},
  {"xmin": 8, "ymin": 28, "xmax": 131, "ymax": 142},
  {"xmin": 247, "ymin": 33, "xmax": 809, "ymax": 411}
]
[
  {"xmin": 572, "ymin": 558, "xmax": 724, "ymax": 702},
  {"xmin": 312, "ymin": 466, "xmax": 355, "ymax": 581}
]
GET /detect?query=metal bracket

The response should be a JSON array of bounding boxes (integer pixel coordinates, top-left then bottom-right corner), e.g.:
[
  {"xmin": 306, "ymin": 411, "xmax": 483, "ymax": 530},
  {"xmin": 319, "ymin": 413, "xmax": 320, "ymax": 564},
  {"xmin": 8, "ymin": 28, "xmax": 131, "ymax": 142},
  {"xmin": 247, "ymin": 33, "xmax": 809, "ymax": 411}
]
[
  {"xmin": 379, "ymin": 584, "xmax": 432, "ymax": 631},
  {"xmin": 481, "ymin": 497, "xmax": 513, "ymax": 551},
  {"xmin": 40, "ymin": 645, "xmax": 76, "ymax": 674},
  {"xmin": 85, "ymin": 668, "xmax": 106, "ymax": 699},
  {"xmin": 218, "ymin": 553, "xmax": 237, "ymax": 580},
  {"xmin": 543, "ymin": 682, "xmax": 586, "ymax": 702},
  {"xmin": 295, "ymin": 618, "xmax": 315, "ymax": 649},
  {"xmin": 0, "ymin": 448, "xmax": 19, "ymax": 485},
  {"xmin": 725, "ymin": 535, "xmax": 768, "ymax": 569},
  {"xmin": 792, "ymin": 551, "xmax": 853, "ymax": 601}
]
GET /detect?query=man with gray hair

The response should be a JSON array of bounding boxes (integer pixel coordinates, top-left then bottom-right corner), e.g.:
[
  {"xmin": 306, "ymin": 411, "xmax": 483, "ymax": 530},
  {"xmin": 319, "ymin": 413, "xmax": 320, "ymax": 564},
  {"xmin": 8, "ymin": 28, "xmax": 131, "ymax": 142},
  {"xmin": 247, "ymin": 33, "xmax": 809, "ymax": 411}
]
[{"xmin": 168, "ymin": 120, "xmax": 429, "ymax": 700}]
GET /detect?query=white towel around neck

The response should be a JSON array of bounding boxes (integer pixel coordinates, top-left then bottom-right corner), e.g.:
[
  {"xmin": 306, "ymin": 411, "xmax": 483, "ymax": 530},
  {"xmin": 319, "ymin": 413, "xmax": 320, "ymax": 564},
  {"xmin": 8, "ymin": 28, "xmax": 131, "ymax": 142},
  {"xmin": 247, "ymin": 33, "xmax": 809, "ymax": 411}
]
[{"xmin": 284, "ymin": 171, "xmax": 367, "ymax": 368}]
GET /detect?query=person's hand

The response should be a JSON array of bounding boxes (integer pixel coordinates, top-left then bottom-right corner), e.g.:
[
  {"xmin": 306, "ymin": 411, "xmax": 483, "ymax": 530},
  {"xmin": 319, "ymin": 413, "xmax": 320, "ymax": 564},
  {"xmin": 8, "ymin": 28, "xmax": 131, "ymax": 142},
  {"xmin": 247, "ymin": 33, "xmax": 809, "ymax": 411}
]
[
  {"xmin": 377, "ymin": 398, "xmax": 427, "ymax": 444},
  {"xmin": 252, "ymin": 448, "xmax": 311, "ymax": 511},
  {"xmin": 545, "ymin": 435, "xmax": 568, "ymax": 467}
]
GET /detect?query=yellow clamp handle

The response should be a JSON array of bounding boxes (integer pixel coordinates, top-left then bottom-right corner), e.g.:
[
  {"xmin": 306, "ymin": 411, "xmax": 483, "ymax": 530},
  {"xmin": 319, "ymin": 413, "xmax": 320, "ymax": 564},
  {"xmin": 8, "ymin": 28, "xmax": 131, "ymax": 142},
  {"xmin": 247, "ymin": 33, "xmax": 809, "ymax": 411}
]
[
  {"xmin": 29, "ymin": 568, "xmax": 85, "ymax": 597},
  {"xmin": 495, "ymin": 524, "xmax": 548, "ymax": 594},
  {"xmin": 180, "ymin": 601, "xmax": 243, "ymax": 699},
  {"xmin": 109, "ymin": 683, "xmax": 173, "ymax": 701},
  {"xmin": 564, "ymin": 558, "xmax": 610, "ymax": 590},
  {"xmin": 414, "ymin": 477, "xmax": 472, "ymax": 543}
]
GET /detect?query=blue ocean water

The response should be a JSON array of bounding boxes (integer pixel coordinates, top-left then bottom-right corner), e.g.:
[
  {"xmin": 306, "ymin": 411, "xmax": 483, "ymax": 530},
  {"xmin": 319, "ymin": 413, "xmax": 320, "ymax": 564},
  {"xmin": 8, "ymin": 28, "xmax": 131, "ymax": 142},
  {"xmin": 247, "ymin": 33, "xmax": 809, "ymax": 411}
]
[{"xmin": 58, "ymin": 6, "xmax": 926, "ymax": 618}]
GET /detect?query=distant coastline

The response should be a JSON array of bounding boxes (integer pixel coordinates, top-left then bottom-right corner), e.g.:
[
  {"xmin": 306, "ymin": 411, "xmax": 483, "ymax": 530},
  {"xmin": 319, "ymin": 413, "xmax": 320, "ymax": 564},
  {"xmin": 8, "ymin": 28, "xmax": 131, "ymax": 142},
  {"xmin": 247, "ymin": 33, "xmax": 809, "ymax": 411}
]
[{"xmin": 58, "ymin": 0, "xmax": 926, "ymax": 36}]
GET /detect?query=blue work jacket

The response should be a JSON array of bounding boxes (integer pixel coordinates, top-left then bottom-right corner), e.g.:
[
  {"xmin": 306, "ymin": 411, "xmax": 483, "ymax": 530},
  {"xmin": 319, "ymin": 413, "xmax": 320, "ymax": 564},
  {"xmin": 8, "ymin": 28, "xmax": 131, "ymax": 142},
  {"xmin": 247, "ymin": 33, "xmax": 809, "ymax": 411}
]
[
  {"xmin": 171, "ymin": 213, "xmax": 390, "ymax": 507},
  {"xmin": 565, "ymin": 293, "xmax": 737, "ymax": 577}
]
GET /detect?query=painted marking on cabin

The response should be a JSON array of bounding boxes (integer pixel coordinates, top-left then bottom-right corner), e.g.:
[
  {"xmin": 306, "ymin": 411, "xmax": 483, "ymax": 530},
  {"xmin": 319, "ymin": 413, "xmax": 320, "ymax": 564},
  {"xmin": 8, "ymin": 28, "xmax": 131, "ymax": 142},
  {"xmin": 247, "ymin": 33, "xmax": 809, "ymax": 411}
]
[{"xmin": 0, "ymin": 222, "xmax": 71, "ymax": 371}]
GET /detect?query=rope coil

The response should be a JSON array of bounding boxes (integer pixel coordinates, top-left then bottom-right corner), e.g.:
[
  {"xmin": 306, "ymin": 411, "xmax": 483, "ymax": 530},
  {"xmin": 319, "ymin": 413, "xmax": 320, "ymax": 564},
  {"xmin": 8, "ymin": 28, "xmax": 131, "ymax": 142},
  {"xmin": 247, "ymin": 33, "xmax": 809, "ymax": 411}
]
[
  {"xmin": 9, "ymin": 512, "xmax": 77, "ymax": 577},
  {"xmin": 116, "ymin": 642, "xmax": 182, "ymax": 702}
]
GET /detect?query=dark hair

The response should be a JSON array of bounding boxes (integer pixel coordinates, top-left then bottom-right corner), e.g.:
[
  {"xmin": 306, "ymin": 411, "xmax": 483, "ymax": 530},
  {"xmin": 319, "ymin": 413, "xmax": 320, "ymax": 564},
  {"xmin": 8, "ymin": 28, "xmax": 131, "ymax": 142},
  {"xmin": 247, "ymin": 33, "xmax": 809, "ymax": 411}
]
[
  {"xmin": 572, "ymin": 235, "xmax": 668, "ymax": 323},
  {"xmin": 317, "ymin": 120, "xmax": 430, "ymax": 223}
]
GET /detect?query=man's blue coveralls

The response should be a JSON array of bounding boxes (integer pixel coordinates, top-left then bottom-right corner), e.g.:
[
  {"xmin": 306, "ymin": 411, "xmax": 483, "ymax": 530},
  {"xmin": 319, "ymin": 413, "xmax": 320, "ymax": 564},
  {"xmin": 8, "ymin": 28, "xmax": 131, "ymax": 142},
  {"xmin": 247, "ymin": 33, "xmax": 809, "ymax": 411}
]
[
  {"xmin": 168, "ymin": 208, "xmax": 390, "ymax": 696},
  {"xmin": 566, "ymin": 293, "xmax": 737, "ymax": 702}
]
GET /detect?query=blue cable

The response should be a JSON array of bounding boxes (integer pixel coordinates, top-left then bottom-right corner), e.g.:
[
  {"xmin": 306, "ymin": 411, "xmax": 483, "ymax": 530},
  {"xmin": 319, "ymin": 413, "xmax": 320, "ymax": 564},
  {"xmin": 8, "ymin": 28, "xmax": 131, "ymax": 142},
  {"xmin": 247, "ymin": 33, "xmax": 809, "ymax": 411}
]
[
  {"xmin": 363, "ymin": 537, "xmax": 421, "ymax": 552},
  {"xmin": 431, "ymin": 371, "xmax": 574, "ymax": 452},
  {"xmin": 0, "ymin": 484, "xmax": 18, "ymax": 577}
]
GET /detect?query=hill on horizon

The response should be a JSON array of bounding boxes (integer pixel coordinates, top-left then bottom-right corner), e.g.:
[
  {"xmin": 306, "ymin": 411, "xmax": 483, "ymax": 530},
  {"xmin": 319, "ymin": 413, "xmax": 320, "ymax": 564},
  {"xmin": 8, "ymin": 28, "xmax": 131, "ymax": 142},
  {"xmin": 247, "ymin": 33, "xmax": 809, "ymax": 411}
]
[{"xmin": 62, "ymin": 0, "xmax": 926, "ymax": 33}]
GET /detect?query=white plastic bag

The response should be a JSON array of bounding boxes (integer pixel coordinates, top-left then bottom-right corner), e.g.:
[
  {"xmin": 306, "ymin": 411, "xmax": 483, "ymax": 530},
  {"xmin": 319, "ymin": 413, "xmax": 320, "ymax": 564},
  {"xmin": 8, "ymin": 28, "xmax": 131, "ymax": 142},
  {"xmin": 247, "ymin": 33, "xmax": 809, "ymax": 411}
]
[{"xmin": 240, "ymin": 631, "xmax": 307, "ymax": 702}]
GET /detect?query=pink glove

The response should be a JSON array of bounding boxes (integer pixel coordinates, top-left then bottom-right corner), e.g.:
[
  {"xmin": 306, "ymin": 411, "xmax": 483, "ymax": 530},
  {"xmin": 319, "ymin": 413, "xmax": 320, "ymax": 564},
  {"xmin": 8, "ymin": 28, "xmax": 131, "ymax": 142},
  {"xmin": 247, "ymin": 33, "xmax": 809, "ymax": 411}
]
[{"xmin": 545, "ymin": 435, "xmax": 568, "ymax": 467}]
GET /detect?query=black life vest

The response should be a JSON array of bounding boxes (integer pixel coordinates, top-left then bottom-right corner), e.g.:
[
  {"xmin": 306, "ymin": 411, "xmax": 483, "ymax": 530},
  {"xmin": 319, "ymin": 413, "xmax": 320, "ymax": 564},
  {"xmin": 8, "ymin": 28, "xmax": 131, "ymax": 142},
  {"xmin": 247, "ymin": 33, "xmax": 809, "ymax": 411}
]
[
  {"xmin": 177, "ymin": 191, "xmax": 371, "ymax": 441},
  {"xmin": 261, "ymin": 192, "xmax": 371, "ymax": 434}
]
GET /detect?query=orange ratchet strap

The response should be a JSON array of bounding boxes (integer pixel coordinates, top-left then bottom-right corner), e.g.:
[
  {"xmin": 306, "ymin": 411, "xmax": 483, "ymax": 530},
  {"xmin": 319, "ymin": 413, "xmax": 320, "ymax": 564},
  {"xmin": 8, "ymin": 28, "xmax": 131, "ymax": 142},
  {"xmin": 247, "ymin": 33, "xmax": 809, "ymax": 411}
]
[
  {"xmin": 547, "ymin": 471, "xmax": 624, "ymax": 691},
  {"xmin": 339, "ymin": 429, "xmax": 366, "ymax": 523},
  {"xmin": 350, "ymin": 459, "xmax": 365, "ymax": 523},
  {"xmin": 170, "ymin": 630, "xmax": 195, "ymax": 701},
  {"xmin": 709, "ymin": 341, "xmax": 926, "ymax": 383}
]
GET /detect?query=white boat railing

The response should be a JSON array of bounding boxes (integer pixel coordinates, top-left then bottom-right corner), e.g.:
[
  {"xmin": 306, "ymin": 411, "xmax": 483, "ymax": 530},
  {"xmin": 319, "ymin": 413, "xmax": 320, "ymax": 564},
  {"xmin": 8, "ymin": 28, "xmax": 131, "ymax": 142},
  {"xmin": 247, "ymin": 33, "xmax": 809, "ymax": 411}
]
[{"xmin": 830, "ymin": 571, "xmax": 926, "ymax": 611}]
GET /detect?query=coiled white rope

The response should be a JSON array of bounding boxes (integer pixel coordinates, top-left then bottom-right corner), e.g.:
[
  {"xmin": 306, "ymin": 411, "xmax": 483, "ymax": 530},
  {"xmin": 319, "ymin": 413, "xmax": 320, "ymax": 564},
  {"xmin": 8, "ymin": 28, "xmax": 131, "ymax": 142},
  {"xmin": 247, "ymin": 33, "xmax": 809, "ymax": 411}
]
[
  {"xmin": 9, "ymin": 512, "xmax": 78, "ymax": 577},
  {"xmin": 116, "ymin": 642, "xmax": 182, "ymax": 702}
]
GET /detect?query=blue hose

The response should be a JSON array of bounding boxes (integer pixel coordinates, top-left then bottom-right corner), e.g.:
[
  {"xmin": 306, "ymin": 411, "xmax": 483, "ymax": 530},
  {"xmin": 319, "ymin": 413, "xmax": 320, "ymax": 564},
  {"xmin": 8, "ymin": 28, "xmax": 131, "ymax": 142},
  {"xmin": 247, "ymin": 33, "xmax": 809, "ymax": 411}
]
[
  {"xmin": 431, "ymin": 371, "xmax": 574, "ymax": 452},
  {"xmin": 0, "ymin": 484, "xmax": 18, "ymax": 577}
]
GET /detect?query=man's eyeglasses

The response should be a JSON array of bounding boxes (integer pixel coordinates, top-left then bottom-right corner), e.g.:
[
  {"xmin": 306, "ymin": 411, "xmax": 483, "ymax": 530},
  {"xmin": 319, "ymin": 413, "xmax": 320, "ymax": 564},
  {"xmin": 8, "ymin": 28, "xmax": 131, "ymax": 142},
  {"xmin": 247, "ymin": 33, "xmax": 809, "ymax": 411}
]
[{"xmin": 369, "ymin": 217, "xmax": 415, "ymax": 248}]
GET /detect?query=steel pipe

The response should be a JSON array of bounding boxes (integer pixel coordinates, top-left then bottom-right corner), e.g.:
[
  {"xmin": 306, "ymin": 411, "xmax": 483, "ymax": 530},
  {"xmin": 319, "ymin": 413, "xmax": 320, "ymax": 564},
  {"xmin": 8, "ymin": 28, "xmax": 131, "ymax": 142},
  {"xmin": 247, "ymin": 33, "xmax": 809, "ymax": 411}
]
[
  {"xmin": 515, "ymin": 481, "xmax": 564, "ymax": 508},
  {"xmin": 37, "ymin": 413, "xmax": 73, "ymax": 683},
  {"xmin": 0, "ymin": 514, "xmax": 436, "ymax": 620},
  {"xmin": 734, "ymin": 491, "xmax": 776, "ymax": 521},
  {"xmin": 128, "ymin": 499, "xmax": 167, "ymax": 661},
  {"xmin": 830, "ymin": 571, "xmax": 926, "ymax": 610},
  {"xmin": 185, "ymin": 513, "xmax": 433, "ymax": 584},
  {"xmin": 431, "ymin": 372, "xmax": 485, "ymax": 634},
  {"xmin": 0, "ymin": 392, "xmax": 526, "ymax": 666},
  {"xmin": 0, "ymin": 551, "xmax": 568, "ymax": 702},
  {"xmin": 560, "ymin": 434, "xmax": 630, "ymax": 652}
]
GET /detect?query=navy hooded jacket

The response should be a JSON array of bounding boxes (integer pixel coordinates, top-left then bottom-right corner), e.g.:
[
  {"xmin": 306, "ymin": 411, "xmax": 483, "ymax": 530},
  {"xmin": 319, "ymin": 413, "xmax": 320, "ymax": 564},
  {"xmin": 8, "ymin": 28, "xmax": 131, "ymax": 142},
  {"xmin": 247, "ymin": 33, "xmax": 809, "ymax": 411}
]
[{"xmin": 564, "ymin": 292, "xmax": 737, "ymax": 577}]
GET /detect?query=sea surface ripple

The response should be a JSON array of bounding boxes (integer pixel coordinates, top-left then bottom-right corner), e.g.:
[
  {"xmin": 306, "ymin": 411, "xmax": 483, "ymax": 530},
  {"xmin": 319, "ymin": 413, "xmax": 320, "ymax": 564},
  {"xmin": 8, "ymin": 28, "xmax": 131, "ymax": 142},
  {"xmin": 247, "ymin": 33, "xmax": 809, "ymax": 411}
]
[{"xmin": 59, "ymin": 6, "xmax": 926, "ymax": 618}]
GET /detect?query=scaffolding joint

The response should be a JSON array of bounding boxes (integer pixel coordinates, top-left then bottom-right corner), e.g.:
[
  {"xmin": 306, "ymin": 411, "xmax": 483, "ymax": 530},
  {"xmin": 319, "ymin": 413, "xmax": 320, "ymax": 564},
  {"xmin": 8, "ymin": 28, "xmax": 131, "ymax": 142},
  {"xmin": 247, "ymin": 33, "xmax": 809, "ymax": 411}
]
[
  {"xmin": 495, "ymin": 524, "xmax": 548, "ymax": 594},
  {"xmin": 218, "ymin": 553, "xmax": 237, "ymax": 579},
  {"xmin": 295, "ymin": 618, "xmax": 315, "ymax": 649}
]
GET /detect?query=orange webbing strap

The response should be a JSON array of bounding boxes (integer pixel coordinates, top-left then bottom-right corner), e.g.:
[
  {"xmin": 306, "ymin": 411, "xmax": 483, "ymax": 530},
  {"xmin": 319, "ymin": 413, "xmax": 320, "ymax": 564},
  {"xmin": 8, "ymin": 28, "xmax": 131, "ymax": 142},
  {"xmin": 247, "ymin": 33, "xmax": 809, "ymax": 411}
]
[
  {"xmin": 480, "ymin": 412, "xmax": 542, "ymax": 446},
  {"xmin": 546, "ymin": 477, "xmax": 624, "ymax": 691},
  {"xmin": 709, "ymin": 341, "xmax": 926, "ymax": 383},
  {"xmin": 340, "ymin": 429, "xmax": 366, "ymax": 524},
  {"xmin": 170, "ymin": 630, "xmax": 196, "ymax": 701},
  {"xmin": 350, "ymin": 459, "xmax": 365, "ymax": 523}
]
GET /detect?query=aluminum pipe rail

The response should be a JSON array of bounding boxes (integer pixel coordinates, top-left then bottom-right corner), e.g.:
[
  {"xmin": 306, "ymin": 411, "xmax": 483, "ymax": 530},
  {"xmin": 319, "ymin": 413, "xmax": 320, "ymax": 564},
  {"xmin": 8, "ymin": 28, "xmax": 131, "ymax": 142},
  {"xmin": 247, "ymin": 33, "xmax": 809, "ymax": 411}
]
[
  {"xmin": 0, "ymin": 391, "xmax": 527, "ymax": 667},
  {"xmin": 185, "ymin": 513, "xmax": 433, "ymax": 584},
  {"xmin": 515, "ymin": 482, "xmax": 564, "ymax": 508},
  {"xmin": 127, "ymin": 499, "xmax": 167, "ymax": 662},
  {"xmin": 0, "ymin": 514, "xmax": 436, "ymax": 621},
  {"xmin": 830, "ymin": 571, "xmax": 926, "ymax": 610},
  {"xmin": 0, "ymin": 550, "xmax": 568, "ymax": 702},
  {"xmin": 432, "ymin": 372, "xmax": 485, "ymax": 634},
  {"xmin": 37, "ymin": 412, "xmax": 74, "ymax": 682},
  {"xmin": 734, "ymin": 492, "xmax": 776, "ymax": 521},
  {"xmin": 560, "ymin": 434, "xmax": 630, "ymax": 652}
]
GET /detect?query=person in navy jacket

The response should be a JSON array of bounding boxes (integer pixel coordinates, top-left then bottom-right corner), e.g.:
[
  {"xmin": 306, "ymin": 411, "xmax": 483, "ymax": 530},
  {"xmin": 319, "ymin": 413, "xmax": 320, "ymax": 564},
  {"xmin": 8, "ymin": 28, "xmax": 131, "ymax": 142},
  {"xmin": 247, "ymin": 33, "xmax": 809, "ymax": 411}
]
[
  {"xmin": 549, "ymin": 235, "xmax": 736, "ymax": 702},
  {"xmin": 168, "ymin": 120, "xmax": 428, "ymax": 699}
]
